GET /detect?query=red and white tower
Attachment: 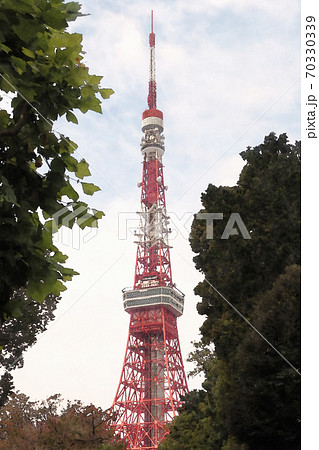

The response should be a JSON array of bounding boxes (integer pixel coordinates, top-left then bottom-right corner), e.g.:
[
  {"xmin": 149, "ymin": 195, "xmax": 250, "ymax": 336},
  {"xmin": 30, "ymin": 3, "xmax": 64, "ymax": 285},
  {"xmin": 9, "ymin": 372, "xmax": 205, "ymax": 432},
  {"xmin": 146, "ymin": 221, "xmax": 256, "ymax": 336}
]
[{"xmin": 110, "ymin": 12, "xmax": 188, "ymax": 449}]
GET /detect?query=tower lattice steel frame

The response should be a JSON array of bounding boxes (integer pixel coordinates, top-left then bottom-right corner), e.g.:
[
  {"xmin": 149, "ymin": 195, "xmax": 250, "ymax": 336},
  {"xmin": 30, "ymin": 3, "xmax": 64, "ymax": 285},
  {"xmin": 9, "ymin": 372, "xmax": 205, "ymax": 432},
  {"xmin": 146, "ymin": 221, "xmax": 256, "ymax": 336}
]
[{"xmin": 109, "ymin": 12, "xmax": 188, "ymax": 449}]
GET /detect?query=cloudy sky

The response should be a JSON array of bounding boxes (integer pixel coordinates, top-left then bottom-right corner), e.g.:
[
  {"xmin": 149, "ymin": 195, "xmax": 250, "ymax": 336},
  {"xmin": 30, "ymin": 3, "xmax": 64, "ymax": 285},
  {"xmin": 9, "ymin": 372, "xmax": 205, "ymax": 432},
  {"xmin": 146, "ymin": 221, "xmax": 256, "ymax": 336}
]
[{"xmin": 12, "ymin": 0, "xmax": 301, "ymax": 409}]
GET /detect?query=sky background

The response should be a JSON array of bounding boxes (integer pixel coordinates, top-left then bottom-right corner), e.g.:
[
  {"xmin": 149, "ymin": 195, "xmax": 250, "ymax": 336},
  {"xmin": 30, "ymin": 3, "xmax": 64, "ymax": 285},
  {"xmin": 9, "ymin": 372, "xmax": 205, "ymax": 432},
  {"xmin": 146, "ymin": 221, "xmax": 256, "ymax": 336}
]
[{"xmin": 12, "ymin": 0, "xmax": 301, "ymax": 409}]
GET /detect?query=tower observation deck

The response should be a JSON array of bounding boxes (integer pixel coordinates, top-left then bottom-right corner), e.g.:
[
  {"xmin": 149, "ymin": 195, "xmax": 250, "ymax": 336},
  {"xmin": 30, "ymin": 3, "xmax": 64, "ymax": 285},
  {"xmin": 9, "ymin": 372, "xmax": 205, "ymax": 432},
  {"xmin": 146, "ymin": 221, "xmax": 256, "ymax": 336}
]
[{"xmin": 109, "ymin": 12, "xmax": 188, "ymax": 449}]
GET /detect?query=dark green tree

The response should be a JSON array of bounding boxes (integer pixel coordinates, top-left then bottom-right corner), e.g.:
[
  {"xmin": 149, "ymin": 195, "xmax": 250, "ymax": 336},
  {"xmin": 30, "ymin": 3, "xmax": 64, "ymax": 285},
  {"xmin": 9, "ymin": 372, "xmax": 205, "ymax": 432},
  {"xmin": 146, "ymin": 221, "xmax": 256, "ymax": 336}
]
[
  {"xmin": 160, "ymin": 390, "xmax": 217, "ymax": 450},
  {"xmin": 161, "ymin": 133, "xmax": 300, "ymax": 449},
  {"xmin": 223, "ymin": 264, "xmax": 301, "ymax": 449},
  {"xmin": 0, "ymin": 0, "xmax": 113, "ymax": 322},
  {"xmin": 0, "ymin": 290, "xmax": 60, "ymax": 406},
  {"xmin": 192, "ymin": 133, "xmax": 300, "ymax": 352}
]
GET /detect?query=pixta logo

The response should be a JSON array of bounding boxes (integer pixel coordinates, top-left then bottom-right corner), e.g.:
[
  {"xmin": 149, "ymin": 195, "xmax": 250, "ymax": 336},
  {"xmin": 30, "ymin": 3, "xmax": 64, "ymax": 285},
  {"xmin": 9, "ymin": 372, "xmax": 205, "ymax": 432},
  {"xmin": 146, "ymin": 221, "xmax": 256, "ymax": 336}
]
[
  {"xmin": 117, "ymin": 211, "xmax": 251, "ymax": 241},
  {"xmin": 52, "ymin": 204, "xmax": 98, "ymax": 250},
  {"xmin": 195, "ymin": 213, "xmax": 251, "ymax": 239}
]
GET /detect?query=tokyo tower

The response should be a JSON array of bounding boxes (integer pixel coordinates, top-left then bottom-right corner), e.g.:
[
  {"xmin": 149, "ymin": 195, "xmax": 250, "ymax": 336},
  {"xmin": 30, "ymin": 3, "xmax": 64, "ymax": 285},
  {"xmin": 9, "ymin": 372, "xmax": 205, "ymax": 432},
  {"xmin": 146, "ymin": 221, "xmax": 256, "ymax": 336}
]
[
  {"xmin": 109, "ymin": 11, "xmax": 188, "ymax": 449},
  {"xmin": 111, "ymin": 11, "xmax": 188, "ymax": 449}
]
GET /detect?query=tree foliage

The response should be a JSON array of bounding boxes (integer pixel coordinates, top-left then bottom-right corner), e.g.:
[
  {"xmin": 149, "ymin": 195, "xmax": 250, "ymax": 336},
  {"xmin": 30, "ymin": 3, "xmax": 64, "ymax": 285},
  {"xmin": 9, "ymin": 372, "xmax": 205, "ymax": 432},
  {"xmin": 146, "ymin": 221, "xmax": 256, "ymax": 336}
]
[
  {"xmin": 0, "ymin": 391, "xmax": 125, "ymax": 448},
  {"xmin": 0, "ymin": 290, "xmax": 60, "ymax": 406},
  {"xmin": 0, "ymin": 0, "xmax": 114, "ymax": 322},
  {"xmin": 161, "ymin": 133, "xmax": 301, "ymax": 449}
]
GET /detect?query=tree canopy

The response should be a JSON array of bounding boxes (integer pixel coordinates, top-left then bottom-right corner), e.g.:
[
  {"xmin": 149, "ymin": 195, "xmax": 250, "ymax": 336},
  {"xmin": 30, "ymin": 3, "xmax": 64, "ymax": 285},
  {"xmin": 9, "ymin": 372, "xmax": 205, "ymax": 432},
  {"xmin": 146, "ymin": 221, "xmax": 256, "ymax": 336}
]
[
  {"xmin": 0, "ymin": 290, "xmax": 61, "ymax": 406},
  {"xmin": 0, "ymin": 0, "xmax": 113, "ymax": 322},
  {"xmin": 0, "ymin": 391, "xmax": 125, "ymax": 448},
  {"xmin": 161, "ymin": 132, "xmax": 301, "ymax": 449}
]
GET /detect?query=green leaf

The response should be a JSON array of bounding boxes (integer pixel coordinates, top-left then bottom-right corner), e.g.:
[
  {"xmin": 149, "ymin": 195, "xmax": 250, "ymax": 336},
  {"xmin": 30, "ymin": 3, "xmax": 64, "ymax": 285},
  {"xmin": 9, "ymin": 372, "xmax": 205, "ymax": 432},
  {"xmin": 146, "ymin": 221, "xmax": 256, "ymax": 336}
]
[
  {"xmin": 51, "ymin": 280, "xmax": 67, "ymax": 296},
  {"xmin": 50, "ymin": 31, "xmax": 82, "ymax": 52},
  {"xmin": 66, "ymin": 111, "xmax": 78, "ymax": 124},
  {"xmin": 0, "ymin": 110, "xmax": 10, "ymax": 127},
  {"xmin": 39, "ymin": 228, "xmax": 54, "ymax": 250},
  {"xmin": 19, "ymin": 85, "xmax": 37, "ymax": 102},
  {"xmin": 22, "ymin": 47, "xmax": 35, "ymax": 59},
  {"xmin": 81, "ymin": 182, "xmax": 100, "ymax": 195},
  {"xmin": 99, "ymin": 88, "xmax": 114, "ymax": 99},
  {"xmin": 0, "ymin": 43, "xmax": 11, "ymax": 53},
  {"xmin": 61, "ymin": 153, "xmax": 78, "ymax": 172},
  {"xmin": 0, "ymin": 73, "xmax": 16, "ymax": 93},
  {"xmin": 59, "ymin": 182, "xmax": 79, "ymax": 201},
  {"xmin": 26, "ymin": 60, "xmax": 40, "ymax": 73},
  {"xmin": 5, "ymin": 0, "xmax": 40, "ymax": 14},
  {"xmin": 77, "ymin": 214, "xmax": 98, "ymax": 229},
  {"xmin": 12, "ymin": 19, "xmax": 35, "ymax": 43},
  {"xmin": 92, "ymin": 209, "xmax": 105, "ymax": 219},
  {"xmin": 50, "ymin": 250, "xmax": 68, "ymax": 264},
  {"xmin": 79, "ymin": 84, "xmax": 102, "ymax": 113},
  {"xmin": 61, "ymin": 266, "xmax": 79, "ymax": 281},
  {"xmin": 10, "ymin": 55, "xmax": 26, "ymax": 75},
  {"xmin": 65, "ymin": 1, "xmax": 82, "ymax": 21},
  {"xmin": 0, "ymin": 176, "xmax": 18, "ymax": 205},
  {"xmin": 88, "ymin": 74, "xmax": 103, "ymax": 85},
  {"xmin": 75, "ymin": 159, "xmax": 91, "ymax": 179},
  {"xmin": 51, "ymin": 157, "xmax": 65, "ymax": 173},
  {"xmin": 68, "ymin": 66, "xmax": 88, "ymax": 87},
  {"xmin": 78, "ymin": 96, "xmax": 102, "ymax": 114},
  {"xmin": 42, "ymin": 211, "xmax": 51, "ymax": 220},
  {"xmin": 44, "ymin": 219, "xmax": 58, "ymax": 234},
  {"xmin": 72, "ymin": 202, "xmax": 87, "ymax": 219},
  {"xmin": 26, "ymin": 281, "xmax": 49, "ymax": 303},
  {"xmin": 7, "ymin": 157, "xmax": 17, "ymax": 166},
  {"xmin": 42, "ymin": 9, "xmax": 67, "ymax": 29}
]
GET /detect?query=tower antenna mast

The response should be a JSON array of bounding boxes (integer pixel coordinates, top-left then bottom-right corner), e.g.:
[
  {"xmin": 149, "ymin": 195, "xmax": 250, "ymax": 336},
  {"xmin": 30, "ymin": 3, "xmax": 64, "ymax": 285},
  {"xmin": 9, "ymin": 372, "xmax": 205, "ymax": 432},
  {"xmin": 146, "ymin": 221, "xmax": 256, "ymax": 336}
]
[{"xmin": 148, "ymin": 10, "xmax": 156, "ymax": 109}]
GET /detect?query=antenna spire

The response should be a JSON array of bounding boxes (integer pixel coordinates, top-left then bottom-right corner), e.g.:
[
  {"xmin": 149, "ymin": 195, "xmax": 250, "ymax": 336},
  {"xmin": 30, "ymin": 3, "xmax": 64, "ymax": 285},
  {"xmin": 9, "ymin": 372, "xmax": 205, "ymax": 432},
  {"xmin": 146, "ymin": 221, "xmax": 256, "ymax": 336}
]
[
  {"xmin": 151, "ymin": 9, "xmax": 154, "ymax": 33},
  {"xmin": 148, "ymin": 10, "xmax": 156, "ymax": 109}
]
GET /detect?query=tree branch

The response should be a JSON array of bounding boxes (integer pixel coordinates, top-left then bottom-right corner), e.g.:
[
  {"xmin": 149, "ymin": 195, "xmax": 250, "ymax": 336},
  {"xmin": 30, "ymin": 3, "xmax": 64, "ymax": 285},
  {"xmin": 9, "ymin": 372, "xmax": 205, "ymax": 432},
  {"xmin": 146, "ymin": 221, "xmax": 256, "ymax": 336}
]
[{"xmin": 0, "ymin": 103, "xmax": 30, "ymax": 137}]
